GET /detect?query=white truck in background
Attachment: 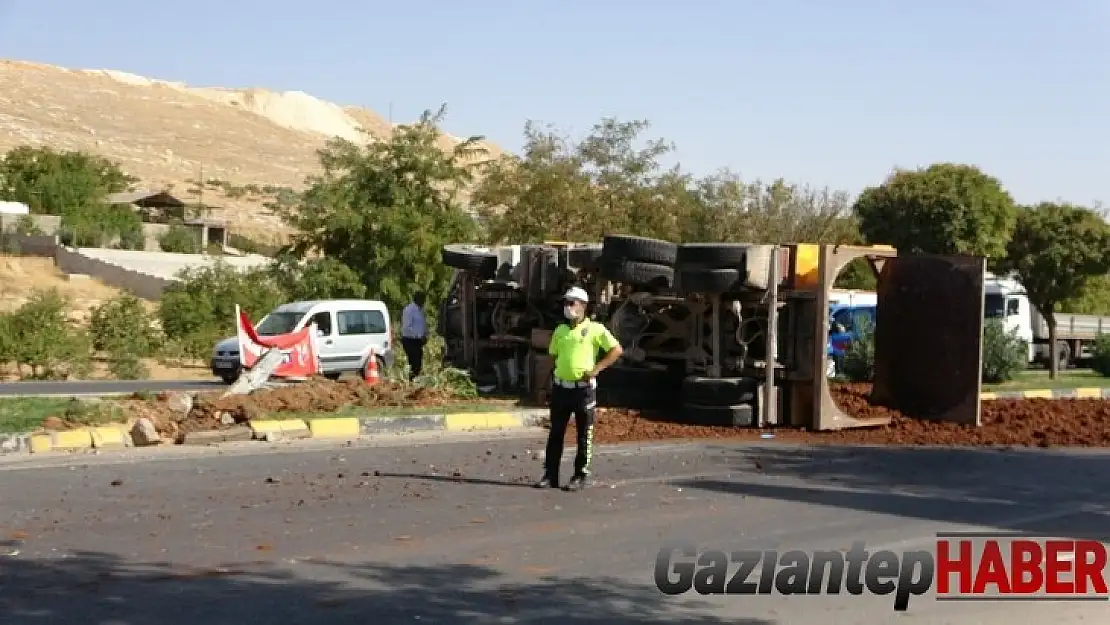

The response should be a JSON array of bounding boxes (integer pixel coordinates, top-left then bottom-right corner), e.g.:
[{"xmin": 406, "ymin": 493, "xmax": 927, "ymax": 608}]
[{"xmin": 985, "ymin": 274, "xmax": 1110, "ymax": 368}]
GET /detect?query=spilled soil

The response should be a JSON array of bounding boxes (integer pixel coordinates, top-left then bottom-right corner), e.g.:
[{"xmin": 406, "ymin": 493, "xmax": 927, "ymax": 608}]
[
  {"xmin": 121, "ymin": 378, "xmax": 493, "ymax": 443},
  {"xmin": 572, "ymin": 382, "xmax": 1110, "ymax": 448}
]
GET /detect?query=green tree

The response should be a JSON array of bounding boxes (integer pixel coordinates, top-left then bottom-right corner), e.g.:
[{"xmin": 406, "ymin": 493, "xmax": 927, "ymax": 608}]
[
  {"xmin": 853, "ymin": 163, "xmax": 1017, "ymax": 263},
  {"xmin": 158, "ymin": 262, "xmax": 285, "ymax": 359},
  {"xmin": 267, "ymin": 254, "xmax": 368, "ymax": 301},
  {"xmin": 157, "ymin": 225, "xmax": 202, "ymax": 253},
  {"xmin": 3, "ymin": 289, "xmax": 92, "ymax": 379},
  {"xmin": 473, "ymin": 121, "xmax": 598, "ymax": 243},
  {"xmin": 996, "ymin": 203, "xmax": 1110, "ymax": 378},
  {"xmin": 1060, "ymin": 274, "xmax": 1110, "ymax": 315},
  {"xmin": 277, "ymin": 105, "xmax": 482, "ymax": 312},
  {"xmin": 90, "ymin": 294, "xmax": 157, "ymax": 379},
  {"xmin": 0, "ymin": 146, "xmax": 136, "ymax": 214}
]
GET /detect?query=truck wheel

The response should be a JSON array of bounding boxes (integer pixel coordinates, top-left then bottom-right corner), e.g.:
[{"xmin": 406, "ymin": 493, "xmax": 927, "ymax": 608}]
[
  {"xmin": 675, "ymin": 243, "xmax": 748, "ymax": 269},
  {"xmin": 679, "ymin": 402, "xmax": 754, "ymax": 427},
  {"xmin": 682, "ymin": 376, "xmax": 758, "ymax": 406},
  {"xmin": 567, "ymin": 245, "xmax": 603, "ymax": 270},
  {"xmin": 676, "ymin": 268, "xmax": 743, "ymax": 293},
  {"xmin": 442, "ymin": 245, "xmax": 498, "ymax": 279},
  {"xmin": 1056, "ymin": 341, "xmax": 1072, "ymax": 370},
  {"xmin": 601, "ymin": 235, "xmax": 678, "ymax": 266},
  {"xmin": 599, "ymin": 258, "xmax": 674, "ymax": 288}
]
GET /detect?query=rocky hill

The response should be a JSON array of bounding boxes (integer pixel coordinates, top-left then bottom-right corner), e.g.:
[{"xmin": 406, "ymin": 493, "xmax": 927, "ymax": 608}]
[{"xmin": 0, "ymin": 60, "xmax": 503, "ymax": 241}]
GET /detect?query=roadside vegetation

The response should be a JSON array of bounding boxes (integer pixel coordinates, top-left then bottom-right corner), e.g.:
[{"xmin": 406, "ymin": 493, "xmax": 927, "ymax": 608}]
[{"xmin": 2, "ymin": 108, "xmax": 1110, "ymax": 392}]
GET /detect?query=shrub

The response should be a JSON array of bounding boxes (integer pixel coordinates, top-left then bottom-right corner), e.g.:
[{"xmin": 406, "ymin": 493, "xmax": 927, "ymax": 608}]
[
  {"xmin": 158, "ymin": 225, "xmax": 202, "ymax": 253},
  {"xmin": 1091, "ymin": 334, "xmax": 1110, "ymax": 377},
  {"xmin": 90, "ymin": 294, "xmax": 157, "ymax": 379},
  {"xmin": 59, "ymin": 203, "xmax": 144, "ymax": 249},
  {"xmin": 980, "ymin": 318, "xmax": 1027, "ymax": 384},
  {"xmin": 0, "ymin": 289, "xmax": 92, "ymax": 379},
  {"xmin": 158, "ymin": 262, "xmax": 285, "ymax": 359},
  {"xmin": 840, "ymin": 317, "xmax": 875, "ymax": 382}
]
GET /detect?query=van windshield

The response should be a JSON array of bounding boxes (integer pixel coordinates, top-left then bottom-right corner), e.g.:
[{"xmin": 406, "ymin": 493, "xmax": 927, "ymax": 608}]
[
  {"xmin": 984, "ymin": 294, "xmax": 1005, "ymax": 318},
  {"xmin": 254, "ymin": 312, "xmax": 303, "ymax": 336}
]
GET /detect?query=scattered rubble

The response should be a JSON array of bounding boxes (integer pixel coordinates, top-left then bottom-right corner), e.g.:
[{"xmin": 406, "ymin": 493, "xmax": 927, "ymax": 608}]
[
  {"xmin": 579, "ymin": 382, "xmax": 1110, "ymax": 448},
  {"xmin": 118, "ymin": 378, "xmax": 492, "ymax": 443}
]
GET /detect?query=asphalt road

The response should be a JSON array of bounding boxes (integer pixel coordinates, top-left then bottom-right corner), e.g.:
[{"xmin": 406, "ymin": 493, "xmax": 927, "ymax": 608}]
[
  {"xmin": 1, "ymin": 432, "xmax": 1109, "ymax": 624},
  {"xmin": 0, "ymin": 379, "xmax": 223, "ymax": 397}
]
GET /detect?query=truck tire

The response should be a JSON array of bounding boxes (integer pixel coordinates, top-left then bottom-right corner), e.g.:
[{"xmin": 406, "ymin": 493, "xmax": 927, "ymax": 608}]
[
  {"xmin": 442, "ymin": 245, "xmax": 497, "ymax": 279},
  {"xmin": 676, "ymin": 268, "xmax": 743, "ymax": 293},
  {"xmin": 1056, "ymin": 341, "xmax": 1072, "ymax": 370},
  {"xmin": 682, "ymin": 376, "xmax": 758, "ymax": 406},
  {"xmin": 600, "ymin": 258, "xmax": 674, "ymax": 288},
  {"xmin": 568, "ymin": 245, "xmax": 603, "ymax": 270},
  {"xmin": 597, "ymin": 366, "xmax": 682, "ymax": 410},
  {"xmin": 680, "ymin": 402, "xmax": 755, "ymax": 427},
  {"xmin": 675, "ymin": 243, "xmax": 748, "ymax": 269},
  {"xmin": 602, "ymin": 235, "xmax": 678, "ymax": 266}
]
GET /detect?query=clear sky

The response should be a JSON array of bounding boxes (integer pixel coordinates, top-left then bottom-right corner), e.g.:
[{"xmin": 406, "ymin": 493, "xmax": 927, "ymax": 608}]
[{"xmin": 1, "ymin": 0, "xmax": 1107, "ymax": 205}]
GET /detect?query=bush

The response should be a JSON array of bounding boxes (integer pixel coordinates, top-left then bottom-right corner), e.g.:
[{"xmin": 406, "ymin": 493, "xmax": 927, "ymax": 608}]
[
  {"xmin": 1091, "ymin": 334, "xmax": 1110, "ymax": 377},
  {"xmin": 158, "ymin": 225, "xmax": 202, "ymax": 253},
  {"xmin": 0, "ymin": 289, "xmax": 92, "ymax": 379},
  {"xmin": 840, "ymin": 317, "xmax": 875, "ymax": 382},
  {"xmin": 59, "ymin": 203, "xmax": 144, "ymax": 249},
  {"xmin": 980, "ymin": 318, "xmax": 1027, "ymax": 383},
  {"xmin": 90, "ymin": 294, "xmax": 157, "ymax": 379},
  {"xmin": 158, "ymin": 262, "xmax": 285, "ymax": 359}
]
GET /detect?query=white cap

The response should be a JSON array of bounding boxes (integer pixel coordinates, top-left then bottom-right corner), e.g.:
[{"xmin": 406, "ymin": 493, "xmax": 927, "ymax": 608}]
[{"xmin": 564, "ymin": 286, "xmax": 589, "ymax": 303}]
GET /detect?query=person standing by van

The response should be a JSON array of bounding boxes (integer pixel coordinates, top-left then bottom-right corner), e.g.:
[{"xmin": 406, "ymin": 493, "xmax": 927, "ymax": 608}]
[
  {"xmin": 401, "ymin": 291, "xmax": 427, "ymax": 380},
  {"xmin": 535, "ymin": 287, "xmax": 623, "ymax": 491}
]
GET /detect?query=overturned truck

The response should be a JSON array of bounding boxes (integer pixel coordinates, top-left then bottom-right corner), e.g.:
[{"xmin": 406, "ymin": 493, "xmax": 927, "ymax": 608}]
[{"xmin": 438, "ymin": 236, "xmax": 987, "ymax": 431}]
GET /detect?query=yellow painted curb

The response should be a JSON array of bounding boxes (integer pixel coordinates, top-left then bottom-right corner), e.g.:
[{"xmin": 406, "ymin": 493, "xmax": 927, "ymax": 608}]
[
  {"xmin": 1074, "ymin": 387, "xmax": 1103, "ymax": 399},
  {"xmin": 1021, "ymin": 389, "xmax": 1055, "ymax": 399},
  {"xmin": 250, "ymin": 419, "xmax": 311, "ymax": 437},
  {"xmin": 29, "ymin": 434, "xmax": 52, "ymax": 453},
  {"xmin": 29, "ymin": 429, "xmax": 96, "ymax": 453},
  {"xmin": 306, "ymin": 417, "xmax": 360, "ymax": 438},
  {"xmin": 89, "ymin": 426, "xmax": 129, "ymax": 449},
  {"xmin": 443, "ymin": 412, "xmax": 522, "ymax": 431},
  {"xmin": 52, "ymin": 429, "xmax": 94, "ymax": 450},
  {"xmin": 979, "ymin": 392, "xmax": 997, "ymax": 401}
]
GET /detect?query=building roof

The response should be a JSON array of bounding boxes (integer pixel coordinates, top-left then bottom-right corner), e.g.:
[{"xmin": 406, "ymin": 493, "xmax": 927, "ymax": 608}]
[{"xmin": 106, "ymin": 190, "xmax": 186, "ymax": 208}]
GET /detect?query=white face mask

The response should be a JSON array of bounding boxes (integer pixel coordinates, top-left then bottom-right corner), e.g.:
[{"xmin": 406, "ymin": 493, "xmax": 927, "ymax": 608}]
[{"xmin": 564, "ymin": 305, "xmax": 578, "ymax": 320}]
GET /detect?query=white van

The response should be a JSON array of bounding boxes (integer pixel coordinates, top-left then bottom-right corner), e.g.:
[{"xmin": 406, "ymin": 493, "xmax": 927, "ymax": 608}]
[{"xmin": 210, "ymin": 299, "xmax": 394, "ymax": 384}]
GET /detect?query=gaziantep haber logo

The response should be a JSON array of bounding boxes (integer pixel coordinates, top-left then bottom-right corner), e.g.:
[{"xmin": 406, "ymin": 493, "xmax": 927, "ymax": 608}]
[{"xmin": 655, "ymin": 534, "xmax": 1109, "ymax": 611}]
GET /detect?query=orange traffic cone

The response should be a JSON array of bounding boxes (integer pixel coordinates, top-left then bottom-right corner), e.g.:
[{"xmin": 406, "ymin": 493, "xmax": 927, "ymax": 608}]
[{"xmin": 363, "ymin": 349, "xmax": 382, "ymax": 385}]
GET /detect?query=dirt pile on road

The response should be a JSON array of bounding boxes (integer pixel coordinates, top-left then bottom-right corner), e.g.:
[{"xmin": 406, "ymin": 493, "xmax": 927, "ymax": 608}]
[
  {"xmin": 122, "ymin": 378, "xmax": 476, "ymax": 442},
  {"xmin": 576, "ymin": 382, "xmax": 1110, "ymax": 448}
]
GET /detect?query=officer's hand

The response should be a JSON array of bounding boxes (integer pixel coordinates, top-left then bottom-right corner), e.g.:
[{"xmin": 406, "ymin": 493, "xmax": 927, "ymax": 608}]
[{"xmin": 581, "ymin": 369, "xmax": 596, "ymax": 382}]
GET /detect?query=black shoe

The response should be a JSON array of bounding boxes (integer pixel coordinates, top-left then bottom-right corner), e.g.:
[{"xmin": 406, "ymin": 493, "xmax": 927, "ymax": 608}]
[
  {"xmin": 564, "ymin": 474, "xmax": 590, "ymax": 491},
  {"xmin": 533, "ymin": 476, "xmax": 558, "ymax": 489}
]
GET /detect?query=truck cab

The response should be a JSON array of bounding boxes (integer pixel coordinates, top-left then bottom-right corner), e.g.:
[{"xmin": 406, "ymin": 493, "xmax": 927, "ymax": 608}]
[{"xmin": 983, "ymin": 276, "xmax": 1036, "ymax": 364}]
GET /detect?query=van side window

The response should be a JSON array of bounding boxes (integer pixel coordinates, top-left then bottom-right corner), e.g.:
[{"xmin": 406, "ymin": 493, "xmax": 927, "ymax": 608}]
[
  {"xmin": 309, "ymin": 311, "xmax": 332, "ymax": 335},
  {"xmin": 338, "ymin": 310, "xmax": 387, "ymax": 335}
]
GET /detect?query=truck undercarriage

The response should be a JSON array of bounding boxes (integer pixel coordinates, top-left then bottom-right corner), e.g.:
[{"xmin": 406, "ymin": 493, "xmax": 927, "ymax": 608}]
[{"xmin": 438, "ymin": 236, "xmax": 988, "ymax": 431}]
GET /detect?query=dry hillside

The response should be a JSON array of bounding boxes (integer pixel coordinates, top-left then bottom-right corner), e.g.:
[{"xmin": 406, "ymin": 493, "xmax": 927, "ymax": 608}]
[{"xmin": 0, "ymin": 60, "xmax": 503, "ymax": 241}]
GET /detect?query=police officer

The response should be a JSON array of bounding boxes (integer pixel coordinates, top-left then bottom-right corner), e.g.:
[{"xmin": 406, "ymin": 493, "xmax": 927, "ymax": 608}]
[{"xmin": 535, "ymin": 286, "xmax": 624, "ymax": 491}]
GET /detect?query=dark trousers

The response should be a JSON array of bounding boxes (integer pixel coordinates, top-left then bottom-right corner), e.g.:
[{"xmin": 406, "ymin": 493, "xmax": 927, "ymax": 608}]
[
  {"xmin": 544, "ymin": 383, "xmax": 597, "ymax": 480},
  {"xmin": 401, "ymin": 337, "xmax": 425, "ymax": 379}
]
